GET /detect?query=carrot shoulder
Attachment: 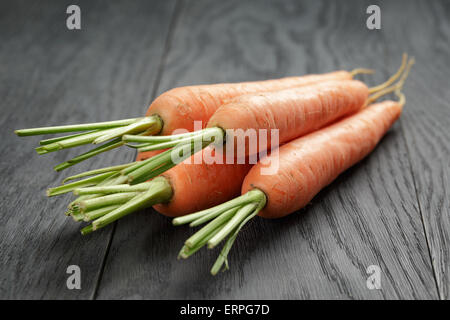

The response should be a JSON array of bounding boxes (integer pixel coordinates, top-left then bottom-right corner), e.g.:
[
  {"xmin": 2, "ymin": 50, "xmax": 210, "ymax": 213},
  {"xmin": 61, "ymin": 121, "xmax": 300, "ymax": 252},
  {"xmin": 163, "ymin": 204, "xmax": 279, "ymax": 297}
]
[{"xmin": 154, "ymin": 149, "xmax": 252, "ymax": 217}]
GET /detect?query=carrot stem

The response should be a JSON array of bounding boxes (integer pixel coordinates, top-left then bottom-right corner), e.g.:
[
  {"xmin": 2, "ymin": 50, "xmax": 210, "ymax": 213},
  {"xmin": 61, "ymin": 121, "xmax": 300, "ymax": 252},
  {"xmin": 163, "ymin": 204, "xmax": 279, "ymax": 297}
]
[
  {"xmin": 47, "ymin": 171, "xmax": 116, "ymax": 196},
  {"xmin": 125, "ymin": 131, "xmax": 220, "ymax": 184},
  {"xmin": 210, "ymin": 200, "xmax": 265, "ymax": 275},
  {"xmin": 15, "ymin": 118, "xmax": 142, "ymax": 136},
  {"xmin": 89, "ymin": 177, "xmax": 173, "ymax": 232},
  {"xmin": 77, "ymin": 192, "xmax": 140, "ymax": 213},
  {"xmin": 74, "ymin": 182, "xmax": 152, "ymax": 195},
  {"xmin": 185, "ymin": 207, "xmax": 240, "ymax": 248},
  {"xmin": 123, "ymin": 130, "xmax": 202, "ymax": 143},
  {"xmin": 93, "ymin": 116, "xmax": 162, "ymax": 144},
  {"xmin": 207, "ymin": 203, "xmax": 257, "ymax": 249},
  {"xmin": 35, "ymin": 128, "xmax": 122, "ymax": 154},
  {"xmin": 83, "ymin": 204, "xmax": 121, "ymax": 221},
  {"xmin": 53, "ymin": 139, "xmax": 124, "ymax": 171},
  {"xmin": 178, "ymin": 224, "xmax": 226, "ymax": 259},
  {"xmin": 39, "ymin": 130, "xmax": 100, "ymax": 145},
  {"xmin": 174, "ymin": 189, "xmax": 266, "ymax": 274},
  {"xmin": 173, "ymin": 189, "xmax": 264, "ymax": 226},
  {"xmin": 62, "ymin": 162, "xmax": 137, "ymax": 183}
]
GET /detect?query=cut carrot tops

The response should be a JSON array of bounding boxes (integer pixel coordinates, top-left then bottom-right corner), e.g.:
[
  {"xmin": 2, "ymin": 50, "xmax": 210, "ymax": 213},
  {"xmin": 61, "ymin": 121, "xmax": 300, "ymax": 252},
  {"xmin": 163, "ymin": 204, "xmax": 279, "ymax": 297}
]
[
  {"xmin": 47, "ymin": 148, "xmax": 252, "ymax": 234},
  {"xmin": 53, "ymin": 56, "xmax": 412, "ymax": 236},
  {"xmin": 119, "ymin": 55, "xmax": 410, "ymax": 185},
  {"xmin": 173, "ymin": 61, "xmax": 413, "ymax": 275},
  {"xmin": 15, "ymin": 67, "xmax": 374, "ymax": 171}
]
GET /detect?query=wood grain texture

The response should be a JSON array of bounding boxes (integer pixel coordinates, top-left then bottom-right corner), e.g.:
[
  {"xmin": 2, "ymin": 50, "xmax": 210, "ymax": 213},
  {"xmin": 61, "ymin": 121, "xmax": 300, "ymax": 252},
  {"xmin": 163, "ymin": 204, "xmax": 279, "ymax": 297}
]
[
  {"xmin": 381, "ymin": 0, "xmax": 450, "ymax": 299},
  {"xmin": 95, "ymin": 0, "xmax": 440, "ymax": 299},
  {"xmin": 0, "ymin": 0, "xmax": 175, "ymax": 299}
]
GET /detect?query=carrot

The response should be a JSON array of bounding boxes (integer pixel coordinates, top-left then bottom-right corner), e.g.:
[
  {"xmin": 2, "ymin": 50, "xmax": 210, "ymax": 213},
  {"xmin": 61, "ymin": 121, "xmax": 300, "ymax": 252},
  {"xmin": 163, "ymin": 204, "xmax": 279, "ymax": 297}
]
[
  {"xmin": 121, "ymin": 56, "xmax": 409, "ymax": 183},
  {"xmin": 174, "ymin": 98, "xmax": 404, "ymax": 274},
  {"xmin": 46, "ymin": 147, "xmax": 252, "ymax": 234},
  {"xmin": 14, "ymin": 67, "xmax": 376, "ymax": 171},
  {"xmin": 121, "ymin": 81, "xmax": 372, "ymax": 183},
  {"xmin": 148, "ymin": 70, "xmax": 361, "ymax": 135},
  {"xmin": 173, "ymin": 60, "xmax": 413, "ymax": 275}
]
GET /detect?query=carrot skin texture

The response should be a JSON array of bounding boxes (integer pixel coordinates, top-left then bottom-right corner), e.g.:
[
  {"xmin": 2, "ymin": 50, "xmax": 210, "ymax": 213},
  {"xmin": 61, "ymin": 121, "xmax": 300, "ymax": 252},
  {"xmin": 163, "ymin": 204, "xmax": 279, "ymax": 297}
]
[
  {"xmin": 153, "ymin": 148, "xmax": 252, "ymax": 217},
  {"xmin": 207, "ymin": 80, "xmax": 369, "ymax": 154},
  {"xmin": 147, "ymin": 71, "xmax": 352, "ymax": 135},
  {"xmin": 242, "ymin": 101, "xmax": 403, "ymax": 219}
]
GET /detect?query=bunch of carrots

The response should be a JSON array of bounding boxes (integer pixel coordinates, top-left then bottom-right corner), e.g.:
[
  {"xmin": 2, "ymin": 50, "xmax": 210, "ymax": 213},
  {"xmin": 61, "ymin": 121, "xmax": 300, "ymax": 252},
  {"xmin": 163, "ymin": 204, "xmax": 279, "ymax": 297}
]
[{"xmin": 16, "ymin": 54, "xmax": 414, "ymax": 275}]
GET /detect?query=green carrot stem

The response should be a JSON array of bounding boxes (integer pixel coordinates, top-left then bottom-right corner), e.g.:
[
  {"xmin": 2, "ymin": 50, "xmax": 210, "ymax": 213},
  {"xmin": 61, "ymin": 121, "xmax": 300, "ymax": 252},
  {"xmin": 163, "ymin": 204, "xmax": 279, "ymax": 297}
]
[
  {"xmin": 207, "ymin": 203, "xmax": 257, "ymax": 249},
  {"xmin": 47, "ymin": 172, "xmax": 116, "ymax": 196},
  {"xmin": 129, "ymin": 162, "xmax": 175, "ymax": 185},
  {"xmin": 121, "ymin": 128, "xmax": 223, "ymax": 183},
  {"xmin": 39, "ymin": 130, "xmax": 99, "ymax": 145},
  {"xmin": 125, "ymin": 142, "xmax": 152, "ymax": 149},
  {"xmin": 185, "ymin": 207, "xmax": 239, "ymax": 249},
  {"xmin": 74, "ymin": 182, "xmax": 152, "ymax": 195},
  {"xmin": 173, "ymin": 189, "xmax": 264, "ymax": 226},
  {"xmin": 81, "ymin": 225, "xmax": 94, "ymax": 235},
  {"xmin": 90, "ymin": 177, "xmax": 173, "ymax": 231},
  {"xmin": 136, "ymin": 139, "xmax": 192, "ymax": 152},
  {"xmin": 126, "ymin": 149, "xmax": 174, "ymax": 183},
  {"xmin": 68, "ymin": 174, "xmax": 125, "ymax": 209},
  {"xmin": 123, "ymin": 130, "xmax": 204, "ymax": 143},
  {"xmin": 72, "ymin": 211, "xmax": 85, "ymax": 222},
  {"xmin": 77, "ymin": 192, "xmax": 140, "ymax": 213},
  {"xmin": 120, "ymin": 149, "xmax": 168, "ymax": 176},
  {"xmin": 178, "ymin": 224, "xmax": 226, "ymax": 259},
  {"xmin": 127, "ymin": 139, "xmax": 207, "ymax": 184},
  {"xmin": 210, "ymin": 200, "xmax": 265, "ymax": 275},
  {"xmin": 62, "ymin": 162, "xmax": 137, "ymax": 183},
  {"xmin": 136, "ymin": 131, "xmax": 207, "ymax": 152},
  {"xmin": 35, "ymin": 128, "xmax": 120, "ymax": 154},
  {"xmin": 83, "ymin": 204, "xmax": 121, "ymax": 221},
  {"xmin": 93, "ymin": 116, "xmax": 162, "ymax": 144},
  {"xmin": 15, "ymin": 118, "xmax": 142, "ymax": 136},
  {"xmin": 53, "ymin": 139, "xmax": 124, "ymax": 171}
]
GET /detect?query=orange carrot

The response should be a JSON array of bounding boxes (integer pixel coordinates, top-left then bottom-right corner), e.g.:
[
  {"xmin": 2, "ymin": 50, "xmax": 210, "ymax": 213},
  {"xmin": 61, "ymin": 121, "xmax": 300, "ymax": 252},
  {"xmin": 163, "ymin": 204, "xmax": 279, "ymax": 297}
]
[
  {"xmin": 149, "ymin": 71, "xmax": 356, "ymax": 135},
  {"xmin": 153, "ymin": 150, "xmax": 251, "ymax": 217},
  {"xmin": 173, "ymin": 92, "xmax": 407, "ymax": 274},
  {"xmin": 207, "ymin": 79, "xmax": 368, "ymax": 153},
  {"xmin": 122, "ymin": 79, "xmax": 370, "ymax": 184},
  {"xmin": 14, "ymin": 68, "xmax": 371, "ymax": 171},
  {"xmin": 122, "ymin": 56, "xmax": 409, "ymax": 184},
  {"xmin": 241, "ymin": 100, "xmax": 403, "ymax": 218}
]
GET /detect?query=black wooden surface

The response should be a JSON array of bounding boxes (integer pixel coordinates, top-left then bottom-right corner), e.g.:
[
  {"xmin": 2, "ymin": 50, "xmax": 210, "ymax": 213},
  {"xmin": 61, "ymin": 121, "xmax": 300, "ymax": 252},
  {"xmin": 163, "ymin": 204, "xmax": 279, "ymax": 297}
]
[{"xmin": 0, "ymin": 0, "xmax": 448, "ymax": 299}]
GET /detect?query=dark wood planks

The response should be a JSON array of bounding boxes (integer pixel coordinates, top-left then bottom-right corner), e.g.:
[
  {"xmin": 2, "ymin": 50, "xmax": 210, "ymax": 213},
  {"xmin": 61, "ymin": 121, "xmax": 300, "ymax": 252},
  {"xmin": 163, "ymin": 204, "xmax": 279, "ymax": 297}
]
[
  {"xmin": 96, "ymin": 0, "xmax": 438, "ymax": 299},
  {"xmin": 0, "ymin": 0, "xmax": 175, "ymax": 299},
  {"xmin": 381, "ymin": 0, "xmax": 450, "ymax": 299}
]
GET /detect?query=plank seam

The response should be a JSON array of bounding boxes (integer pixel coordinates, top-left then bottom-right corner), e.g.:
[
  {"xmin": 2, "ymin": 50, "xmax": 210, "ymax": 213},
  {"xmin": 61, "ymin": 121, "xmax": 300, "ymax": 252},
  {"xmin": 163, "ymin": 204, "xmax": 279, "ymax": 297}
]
[
  {"xmin": 90, "ymin": 0, "xmax": 183, "ymax": 299},
  {"xmin": 399, "ymin": 119, "xmax": 442, "ymax": 300},
  {"xmin": 90, "ymin": 222, "xmax": 117, "ymax": 300}
]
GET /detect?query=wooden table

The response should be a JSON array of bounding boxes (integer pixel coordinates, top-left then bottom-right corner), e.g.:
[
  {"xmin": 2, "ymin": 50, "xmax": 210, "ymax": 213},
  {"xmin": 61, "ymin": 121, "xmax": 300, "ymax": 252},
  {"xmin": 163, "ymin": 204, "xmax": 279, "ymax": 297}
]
[{"xmin": 0, "ymin": 0, "xmax": 448, "ymax": 299}]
